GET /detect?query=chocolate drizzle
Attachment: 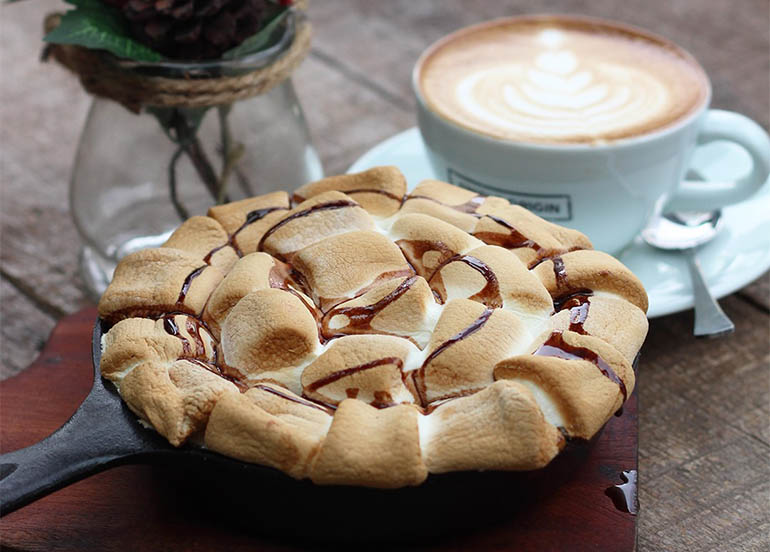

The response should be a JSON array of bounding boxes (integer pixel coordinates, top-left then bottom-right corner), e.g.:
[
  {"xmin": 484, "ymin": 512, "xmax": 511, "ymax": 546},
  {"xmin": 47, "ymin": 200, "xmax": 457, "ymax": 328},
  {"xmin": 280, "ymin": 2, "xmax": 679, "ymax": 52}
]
[
  {"xmin": 257, "ymin": 199, "xmax": 358, "ymax": 252},
  {"xmin": 474, "ymin": 214, "xmax": 542, "ymax": 251},
  {"xmin": 553, "ymin": 290, "xmax": 594, "ymax": 335},
  {"xmin": 551, "ymin": 256, "xmax": 568, "ymax": 288},
  {"xmin": 412, "ymin": 309, "xmax": 494, "ymax": 405},
  {"xmin": 605, "ymin": 470, "xmax": 638, "ymax": 514},
  {"xmin": 306, "ymin": 357, "xmax": 404, "ymax": 408},
  {"xmin": 204, "ymin": 206, "xmax": 287, "ymax": 261},
  {"xmin": 176, "ymin": 266, "xmax": 206, "ymax": 305},
  {"xmin": 396, "ymin": 239, "xmax": 457, "ymax": 278},
  {"xmin": 321, "ymin": 276, "xmax": 417, "ymax": 339},
  {"xmin": 535, "ymin": 331, "xmax": 627, "ymax": 401},
  {"xmin": 429, "ymin": 255, "xmax": 502, "ymax": 308},
  {"xmin": 163, "ymin": 315, "xmax": 190, "ymax": 355},
  {"xmin": 307, "ymin": 357, "xmax": 403, "ymax": 393}
]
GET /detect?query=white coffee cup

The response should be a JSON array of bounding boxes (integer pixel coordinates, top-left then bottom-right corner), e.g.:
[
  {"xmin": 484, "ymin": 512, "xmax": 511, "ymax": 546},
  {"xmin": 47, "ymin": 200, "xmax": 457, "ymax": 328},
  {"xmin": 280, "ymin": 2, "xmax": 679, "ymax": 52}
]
[{"xmin": 413, "ymin": 16, "xmax": 770, "ymax": 253}]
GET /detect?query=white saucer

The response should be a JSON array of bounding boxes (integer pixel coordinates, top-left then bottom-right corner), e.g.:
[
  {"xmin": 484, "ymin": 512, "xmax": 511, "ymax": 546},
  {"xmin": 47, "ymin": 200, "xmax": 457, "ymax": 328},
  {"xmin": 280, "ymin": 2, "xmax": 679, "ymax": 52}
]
[{"xmin": 349, "ymin": 128, "xmax": 770, "ymax": 318}]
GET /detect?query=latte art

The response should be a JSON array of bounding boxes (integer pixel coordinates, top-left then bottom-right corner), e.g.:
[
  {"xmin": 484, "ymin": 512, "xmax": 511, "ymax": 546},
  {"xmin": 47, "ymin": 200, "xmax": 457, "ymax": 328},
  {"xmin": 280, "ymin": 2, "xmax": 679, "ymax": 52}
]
[{"xmin": 419, "ymin": 19, "xmax": 708, "ymax": 144}]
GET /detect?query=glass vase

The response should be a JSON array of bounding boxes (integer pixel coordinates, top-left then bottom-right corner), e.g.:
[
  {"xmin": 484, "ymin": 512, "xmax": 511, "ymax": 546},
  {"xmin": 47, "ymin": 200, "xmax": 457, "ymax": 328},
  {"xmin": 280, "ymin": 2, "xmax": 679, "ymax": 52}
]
[{"xmin": 70, "ymin": 14, "xmax": 322, "ymax": 297}]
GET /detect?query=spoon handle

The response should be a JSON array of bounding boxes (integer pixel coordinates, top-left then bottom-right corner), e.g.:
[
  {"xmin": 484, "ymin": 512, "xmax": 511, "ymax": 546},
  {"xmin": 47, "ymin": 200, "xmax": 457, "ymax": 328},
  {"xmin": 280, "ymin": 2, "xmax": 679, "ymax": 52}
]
[{"xmin": 685, "ymin": 248, "xmax": 735, "ymax": 337}]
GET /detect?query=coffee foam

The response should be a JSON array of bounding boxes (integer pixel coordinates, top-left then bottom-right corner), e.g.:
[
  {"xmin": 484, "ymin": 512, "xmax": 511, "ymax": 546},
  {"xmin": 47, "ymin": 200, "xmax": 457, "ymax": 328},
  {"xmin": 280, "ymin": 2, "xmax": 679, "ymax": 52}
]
[{"xmin": 418, "ymin": 17, "xmax": 709, "ymax": 144}]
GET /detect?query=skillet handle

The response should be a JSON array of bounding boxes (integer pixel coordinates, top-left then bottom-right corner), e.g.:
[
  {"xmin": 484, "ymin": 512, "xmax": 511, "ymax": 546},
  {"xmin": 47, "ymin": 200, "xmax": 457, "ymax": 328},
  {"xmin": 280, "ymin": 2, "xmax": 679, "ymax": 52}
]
[{"xmin": 0, "ymin": 376, "xmax": 165, "ymax": 516}]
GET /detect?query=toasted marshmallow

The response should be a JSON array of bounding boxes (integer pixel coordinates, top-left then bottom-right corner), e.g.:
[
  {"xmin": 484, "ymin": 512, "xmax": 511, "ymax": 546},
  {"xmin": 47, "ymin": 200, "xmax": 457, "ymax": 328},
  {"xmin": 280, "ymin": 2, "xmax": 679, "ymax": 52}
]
[
  {"xmin": 203, "ymin": 253, "xmax": 317, "ymax": 338},
  {"xmin": 161, "ymin": 215, "xmax": 238, "ymax": 273},
  {"xmin": 429, "ymin": 245, "xmax": 553, "ymax": 321},
  {"xmin": 390, "ymin": 213, "xmax": 484, "ymax": 278},
  {"xmin": 98, "ymin": 248, "xmax": 223, "ymax": 322},
  {"xmin": 321, "ymin": 275, "xmax": 439, "ymax": 348},
  {"xmin": 399, "ymin": 180, "xmax": 486, "ymax": 232},
  {"xmin": 120, "ymin": 359, "xmax": 238, "ymax": 446},
  {"xmin": 220, "ymin": 288, "xmax": 319, "ymax": 376},
  {"xmin": 259, "ymin": 191, "xmax": 374, "ymax": 259},
  {"xmin": 421, "ymin": 380, "xmax": 562, "ymax": 472},
  {"xmin": 293, "ymin": 166, "xmax": 406, "ymax": 217},
  {"xmin": 494, "ymin": 330, "xmax": 634, "ymax": 440},
  {"xmin": 204, "ymin": 386, "xmax": 332, "ymax": 479},
  {"xmin": 473, "ymin": 204, "xmax": 592, "ymax": 267},
  {"xmin": 301, "ymin": 335, "xmax": 418, "ymax": 408},
  {"xmin": 291, "ymin": 230, "xmax": 413, "ymax": 310},
  {"xmin": 101, "ymin": 315, "xmax": 217, "ymax": 382},
  {"xmin": 532, "ymin": 249, "xmax": 648, "ymax": 313},
  {"xmin": 206, "ymin": 192, "xmax": 291, "ymax": 256},
  {"xmin": 411, "ymin": 299, "xmax": 531, "ymax": 404},
  {"xmin": 550, "ymin": 294, "xmax": 648, "ymax": 363},
  {"xmin": 310, "ymin": 401, "xmax": 427, "ymax": 488}
]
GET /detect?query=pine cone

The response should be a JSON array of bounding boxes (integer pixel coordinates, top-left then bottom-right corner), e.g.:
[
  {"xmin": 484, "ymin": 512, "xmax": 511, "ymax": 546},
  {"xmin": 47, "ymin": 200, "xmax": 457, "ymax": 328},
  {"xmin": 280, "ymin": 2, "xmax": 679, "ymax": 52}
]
[{"xmin": 106, "ymin": 0, "xmax": 273, "ymax": 60}]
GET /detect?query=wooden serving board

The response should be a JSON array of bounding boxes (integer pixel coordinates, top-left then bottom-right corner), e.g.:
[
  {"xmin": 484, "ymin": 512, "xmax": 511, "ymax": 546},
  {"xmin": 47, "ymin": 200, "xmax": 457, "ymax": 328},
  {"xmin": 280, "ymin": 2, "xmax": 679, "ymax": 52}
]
[{"xmin": 0, "ymin": 308, "xmax": 638, "ymax": 551}]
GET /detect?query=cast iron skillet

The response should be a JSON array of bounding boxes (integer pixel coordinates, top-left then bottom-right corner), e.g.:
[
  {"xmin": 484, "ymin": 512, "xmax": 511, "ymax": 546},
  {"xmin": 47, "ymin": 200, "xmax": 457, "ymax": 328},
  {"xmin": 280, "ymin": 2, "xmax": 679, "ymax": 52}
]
[{"xmin": 0, "ymin": 319, "xmax": 602, "ymax": 543}]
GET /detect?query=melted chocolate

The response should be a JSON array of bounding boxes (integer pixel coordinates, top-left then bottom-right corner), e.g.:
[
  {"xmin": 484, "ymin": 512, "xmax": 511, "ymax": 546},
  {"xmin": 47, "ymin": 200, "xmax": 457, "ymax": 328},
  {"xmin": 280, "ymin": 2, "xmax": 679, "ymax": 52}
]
[
  {"xmin": 257, "ymin": 199, "xmax": 358, "ymax": 252},
  {"xmin": 176, "ymin": 266, "xmax": 206, "ymax": 305},
  {"xmin": 185, "ymin": 317, "xmax": 207, "ymax": 357},
  {"xmin": 306, "ymin": 357, "xmax": 404, "ymax": 395},
  {"xmin": 429, "ymin": 255, "xmax": 502, "ymax": 308},
  {"xmin": 605, "ymin": 470, "xmax": 638, "ymax": 515},
  {"xmin": 535, "ymin": 331, "xmax": 627, "ymax": 401},
  {"xmin": 412, "ymin": 309, "xmax": 494, "ymax": 406},
  {"xmin": 162, "ymin": 315, "xmax": 191, "ymax": 355},
  {"xmin": 553, "ymin": 290, "xmax": 594, "ymax": 335},
  {"xmin": 203, "ymin": 206, "xmax": 287, "ymax": 261},
  {"xmin": 553, "ymin": 290, "xmax": 593, "ymax": 312},
  {"xmin": 321, "ymin": 276, "xmax": 417, "ymax": 339},
  {"xmin": 551, "ymin": 256, "xmax": 568, "ymax": 288},
  {"xmin": 253, "ymin": 384, "xmax": 332, "ymax": 413},
  {"xmin": 474, "ymin": 214, "xmax": 542, "ymax": 250},
  {"xmin": 372, "ymin": 390, "xmax": 395, "ymax": 408},
  {"xmin": 396, "ymin": 239, "xmax": 457, "ymax": 279}
]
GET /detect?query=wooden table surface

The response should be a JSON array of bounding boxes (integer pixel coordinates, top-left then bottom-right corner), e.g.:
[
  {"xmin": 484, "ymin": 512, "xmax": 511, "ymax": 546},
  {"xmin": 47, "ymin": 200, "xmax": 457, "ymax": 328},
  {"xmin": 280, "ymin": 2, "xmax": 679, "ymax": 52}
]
[{"xmin": 1, "ymin": 1, "xmax": 768, "ymax": 550}]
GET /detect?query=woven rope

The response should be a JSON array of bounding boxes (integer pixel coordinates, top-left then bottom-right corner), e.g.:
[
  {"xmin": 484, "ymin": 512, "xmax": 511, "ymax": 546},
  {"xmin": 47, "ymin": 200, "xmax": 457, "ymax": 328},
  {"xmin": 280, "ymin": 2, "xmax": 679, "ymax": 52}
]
[{"xmin": 44, "ymin": 13, "xmax": 312, "ymax": 113}]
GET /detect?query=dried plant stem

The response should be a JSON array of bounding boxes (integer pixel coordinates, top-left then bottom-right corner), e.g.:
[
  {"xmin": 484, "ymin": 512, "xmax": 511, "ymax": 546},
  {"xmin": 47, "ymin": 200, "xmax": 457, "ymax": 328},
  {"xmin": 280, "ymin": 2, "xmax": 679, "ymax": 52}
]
[{"xmin": 168, "ymin": 146, "xmax": 189, "ymax": 221}]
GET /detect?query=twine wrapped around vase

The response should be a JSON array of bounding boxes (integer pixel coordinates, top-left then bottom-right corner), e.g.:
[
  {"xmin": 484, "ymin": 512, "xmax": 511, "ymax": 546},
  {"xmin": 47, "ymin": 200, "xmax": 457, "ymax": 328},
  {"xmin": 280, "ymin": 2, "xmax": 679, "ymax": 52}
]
[{"xmin": 43, "ymin": 8, "xmax": 312, "ymax": 114}]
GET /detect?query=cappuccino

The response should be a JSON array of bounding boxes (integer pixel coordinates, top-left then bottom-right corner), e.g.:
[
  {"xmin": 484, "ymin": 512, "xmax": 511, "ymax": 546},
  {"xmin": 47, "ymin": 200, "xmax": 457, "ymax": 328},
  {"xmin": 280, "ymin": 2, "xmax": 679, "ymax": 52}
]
[{"xmin": 418, "ymin": 16, "xmax": 709, "ymax": 144}]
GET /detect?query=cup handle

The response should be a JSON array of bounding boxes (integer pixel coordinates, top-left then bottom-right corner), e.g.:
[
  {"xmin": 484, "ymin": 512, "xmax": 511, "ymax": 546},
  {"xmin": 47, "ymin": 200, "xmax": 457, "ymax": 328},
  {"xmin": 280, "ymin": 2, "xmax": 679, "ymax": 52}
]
[{"xmin": 664, "ymin": 109, "xmax": 770, "ymax": 213}]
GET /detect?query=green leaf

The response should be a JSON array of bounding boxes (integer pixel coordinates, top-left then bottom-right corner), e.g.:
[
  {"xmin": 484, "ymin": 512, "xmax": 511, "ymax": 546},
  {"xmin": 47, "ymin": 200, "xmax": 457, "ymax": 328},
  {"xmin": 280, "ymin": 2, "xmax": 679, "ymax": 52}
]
[
  {"xmin": 221, "ymin": 5, "xmax": 290, "ymax": 61},
  {"xmin": 44, "ymin": 6, "xmax": 165, "ymax": 62}
]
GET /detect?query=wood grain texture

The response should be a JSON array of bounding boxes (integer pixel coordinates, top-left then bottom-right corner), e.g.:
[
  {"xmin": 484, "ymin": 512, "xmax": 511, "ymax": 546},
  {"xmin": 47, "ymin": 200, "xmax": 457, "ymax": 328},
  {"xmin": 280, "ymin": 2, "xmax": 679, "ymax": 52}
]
[
  {"xmin": 0, "ymin": 308, "xmax": 638, "ymax": 552},
  {"xmin": 1, "ymin": 0, "xmax": 769, "ymax": 550}
]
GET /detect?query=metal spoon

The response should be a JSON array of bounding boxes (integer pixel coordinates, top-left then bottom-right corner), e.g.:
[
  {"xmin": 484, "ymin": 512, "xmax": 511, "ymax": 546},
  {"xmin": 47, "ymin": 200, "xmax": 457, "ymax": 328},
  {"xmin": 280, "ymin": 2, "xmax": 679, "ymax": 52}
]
[{"xmin": 641, "ymin": 210, "xmax": 735, "ymax": 337}]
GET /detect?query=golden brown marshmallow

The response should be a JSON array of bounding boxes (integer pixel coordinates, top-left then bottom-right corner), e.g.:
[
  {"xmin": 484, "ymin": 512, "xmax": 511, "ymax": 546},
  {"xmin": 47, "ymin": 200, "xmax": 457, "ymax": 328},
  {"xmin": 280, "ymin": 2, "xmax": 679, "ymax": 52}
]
[
  {"xmin": 98, "ymin": 248, "xmax": 223, "ymax": 321},
  {"xmin": 207, "ymin": 191, "xmax": 290, "ymax": 255},
  {"xmin": 310, "ymin": 401, "xmax": 427, "ymax": 488},
  {"xmin": 293, "ymin": 166, "xmax": 406, "ymax": 217},
  {"xmin": 301, "ymin": 335, "xmax": 418, "ymax": 408},
  {"xmin": 421, "ymin": 380, "xmax": 562, "ymax": 472},
  {"xmin": 390, "ymin": 213, "xmax": 484, "ymax": 278},
  {"xmin": 220, "ymin": 288, "xmax": 319, "ymax": 377},
  {"xmin": 321, "ymin": 275, "xmax": 438, "ymax": 348},
  {"xmin": 204, "ymin": 385, "xmax": 332, "ymax": 479},
  {"xmin": 412, "ymin": 299, "xmax": 532, "ymax": 404},
  {"xmin": 291, "ymin": 230, "xmax": 413, "ymax": 311},
  {"xmin": 532, "ymin": 249, "xmax": 649, "ymax": 313},
  {"xmin": 120, "ymin": 359, "xmax": 238, "ymax": 446},
  {"xmin": 259, "ymin": 191, "xmax": 374, "ymax": 259}
]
